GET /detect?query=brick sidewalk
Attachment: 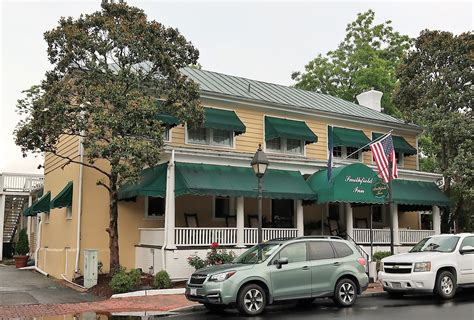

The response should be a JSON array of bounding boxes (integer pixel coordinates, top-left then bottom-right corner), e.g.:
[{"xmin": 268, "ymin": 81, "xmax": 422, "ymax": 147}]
[{"xmin": 0, "ymin": 294, "xmax": 198, "ymax": 319}]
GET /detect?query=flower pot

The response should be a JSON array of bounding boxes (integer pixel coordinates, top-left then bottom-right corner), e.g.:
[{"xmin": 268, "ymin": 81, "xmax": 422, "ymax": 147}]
[{"xmin": 13, "ymin": 255, "xmax": 28, "ymax": 268}]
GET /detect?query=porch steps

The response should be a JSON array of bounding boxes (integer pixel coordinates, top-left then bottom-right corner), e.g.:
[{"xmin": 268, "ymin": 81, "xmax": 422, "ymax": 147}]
[{"xmin": 2, "ymin": 195, "xmax": 28, "ymax": 243}]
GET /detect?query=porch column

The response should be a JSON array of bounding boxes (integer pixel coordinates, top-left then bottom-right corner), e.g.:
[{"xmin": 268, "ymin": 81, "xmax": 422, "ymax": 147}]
[
  {"xmin": 432, "ymin": 205, "xmax": 441, "ymax": 235},
  {"xmin": 296, "ymin": 200, "xmax": 304, "ymax": 237},
  {"xmin": 27, "ymin": 196, "xmax": 33, "ymax": 254},
  {"xmin": 0, "ymin": 194, "xmax": 5, "ymax": 261},
  {"xmin": 236, "ymin": 197, "xmax": 245, "ymax": 247},
  {"xmin": 390, "ymin": 203, "xmax": 400, "ymax": 245},
  {"xmin": 345, "ymin": 203, "xmax": 353, "ymax": 239},
  {"xmin": 165, "ymin": 155, "xmax": 176, "ymax": 250}
]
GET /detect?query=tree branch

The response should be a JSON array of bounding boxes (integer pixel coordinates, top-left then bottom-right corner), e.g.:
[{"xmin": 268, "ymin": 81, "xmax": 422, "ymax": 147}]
[{"xmin": 50, "ymin": 150, "xmax": 111, "ymax": 179}]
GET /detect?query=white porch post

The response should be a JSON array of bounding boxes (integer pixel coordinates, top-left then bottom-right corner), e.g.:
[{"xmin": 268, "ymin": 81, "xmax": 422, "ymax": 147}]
[
  {"xmin": 236, "ymin": 196, "xmax": 245, "ymax": 247},
  {"xmin": 165, "ymin": 154, "xmax": 176, "ymax": 250},
  {"xmin": 0, "ymin": 194, "xmax": 5, "ymax": 261},
  {"xmin": 432, "ymin": 205, "xmax": 441, "ymax": 235},
  {"xmin": 390, "ymin": 203, "xmax": 400, "ymax": 245},
  {"xmin": 345, "ymin": 203, "xmax": 353, "ymax": 239},
  {"xmin": 296, "ymin": 200, "xmax": 304, "ymax": 237},
  {"xmin": 27, "ymin": 196, "xmax": 33, "ymax": 254}
]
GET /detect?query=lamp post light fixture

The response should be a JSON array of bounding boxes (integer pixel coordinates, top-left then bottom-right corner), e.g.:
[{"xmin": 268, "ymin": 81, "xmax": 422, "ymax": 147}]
[{"xmin": 251, "ymin": 144, "xmax": 269, "ymax": 244}]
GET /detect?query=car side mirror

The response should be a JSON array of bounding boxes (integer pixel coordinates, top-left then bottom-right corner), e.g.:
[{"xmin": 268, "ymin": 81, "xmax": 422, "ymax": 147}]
[
  {"xmin": 460, "ymin": 245, "xmax": 474, "ymax": 254},
  {"xmin": 274, "ymin": 257, "xmax": 289, "ymax": 269}
]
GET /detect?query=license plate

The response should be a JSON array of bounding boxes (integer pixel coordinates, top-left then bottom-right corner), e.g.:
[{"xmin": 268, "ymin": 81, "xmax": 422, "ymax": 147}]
[
  {"xmin": 190, "ymin": 288, "xmax": 197, "ymax": 296},
  {"xmin": 392, "ymin": 282, "xmax": 402, "ymax": 289}
]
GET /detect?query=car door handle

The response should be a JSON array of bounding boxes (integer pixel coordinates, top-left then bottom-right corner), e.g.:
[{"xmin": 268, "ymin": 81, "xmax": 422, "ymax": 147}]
[
  {"xmin": 302, "ymin": 266, "xmax": 310, "ymax": 271},
  {"xmin": 333, "ymin": 262, "xmax": 341, "ymax": 266}
]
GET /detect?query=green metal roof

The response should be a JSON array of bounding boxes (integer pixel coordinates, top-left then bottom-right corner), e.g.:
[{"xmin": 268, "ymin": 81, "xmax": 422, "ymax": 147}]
[{"xmin": 181, "ymin": 67, "xmax": 411, "ymax": 126}]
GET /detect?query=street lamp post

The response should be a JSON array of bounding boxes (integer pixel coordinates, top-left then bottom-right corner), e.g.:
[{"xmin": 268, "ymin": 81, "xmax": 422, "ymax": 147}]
[{"xmin": 251, "ymin": 144, "xmax": 269, "ymax": 244}]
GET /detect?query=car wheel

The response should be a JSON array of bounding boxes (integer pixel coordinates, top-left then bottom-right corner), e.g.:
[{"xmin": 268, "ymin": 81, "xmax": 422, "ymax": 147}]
[
  {"xmin": 333, "ymin": 278, "xmax": 357, "ymax": 307},
  {"xmin": 203, "ymin": 303, "xmax": 226, "ymax": 312},
  {"xmin": 237, "ymin": 283, "xmax": 267, "ymax": 316},
  {"xmin": 388, "ymin": 291, "xmax": 404, "ymax": 299},
  {"xmin": 434, "ymin": 270, "xmax": 457, "ymax": 299}
]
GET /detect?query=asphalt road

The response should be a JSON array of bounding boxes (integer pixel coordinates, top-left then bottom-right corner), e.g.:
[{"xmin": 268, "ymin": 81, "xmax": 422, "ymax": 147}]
[{"xmin": 170, "ymin": 290, "xmax": 474, "ymax": 320}]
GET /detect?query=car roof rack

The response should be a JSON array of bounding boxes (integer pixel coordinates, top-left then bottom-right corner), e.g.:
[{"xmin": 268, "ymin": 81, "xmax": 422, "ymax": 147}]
[
  {"xmin": 294, "ymin": 236, "xmax": 343, "ymax": 240},
  {"xmin": 267, "ymin": 237, "xmax": 296, "ymax": 242}
]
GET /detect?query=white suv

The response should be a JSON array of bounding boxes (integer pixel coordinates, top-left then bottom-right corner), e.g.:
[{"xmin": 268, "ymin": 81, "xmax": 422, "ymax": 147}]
[{"xmin": 378, "ymin": 233, "xmax": 474, "ymax": 299}]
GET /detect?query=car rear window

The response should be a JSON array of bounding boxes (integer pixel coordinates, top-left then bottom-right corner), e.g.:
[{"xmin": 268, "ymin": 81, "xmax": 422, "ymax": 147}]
[
  {"xmin": 308, "ymin": 241, "xmax": 335, "ymax": 260},
  {"xmin": 332, "ymin": 242, "xmax": 353, "ymax": 258}
]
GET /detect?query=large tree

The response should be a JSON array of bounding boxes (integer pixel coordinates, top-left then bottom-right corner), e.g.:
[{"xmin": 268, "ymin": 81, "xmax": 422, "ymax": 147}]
[
  {"xmin": 15, "ymin": 1, "xmax": 203, "ymax": 271},
  {"xmin": 292, "ymin": 10, "xmax": 411, "ymax": 116},
  {"xmin": 394, "ymin": 30, "xmax": 473, "ymax": 232}
]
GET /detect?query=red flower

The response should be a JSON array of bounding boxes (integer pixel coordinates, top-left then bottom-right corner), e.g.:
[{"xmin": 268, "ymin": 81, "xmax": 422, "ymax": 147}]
[{"xmin": 210, "ymin": 242, "xmax": 219, "ymax": 249}]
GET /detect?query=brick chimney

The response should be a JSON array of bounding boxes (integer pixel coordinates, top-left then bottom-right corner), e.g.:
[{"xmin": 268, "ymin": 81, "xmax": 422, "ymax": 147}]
[{"xmin": 356, "ymin": 89, "xmax": 383, "ymax": 112}]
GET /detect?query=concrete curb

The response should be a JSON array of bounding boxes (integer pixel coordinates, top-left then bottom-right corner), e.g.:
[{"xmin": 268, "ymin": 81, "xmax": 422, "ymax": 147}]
[
  {"xmin": 361, "ymin": 291, "xmax": 387, "ymax": 298},
  {"xmin": 111, "ymin": 288, "xmax": 185, "ymax": 299}
]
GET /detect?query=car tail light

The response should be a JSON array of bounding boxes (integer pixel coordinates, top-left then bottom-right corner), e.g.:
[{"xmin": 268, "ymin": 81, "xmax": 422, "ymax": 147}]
[{"xmin": 357, "ymin": 257, "xmax": 366, "ymax": 266}]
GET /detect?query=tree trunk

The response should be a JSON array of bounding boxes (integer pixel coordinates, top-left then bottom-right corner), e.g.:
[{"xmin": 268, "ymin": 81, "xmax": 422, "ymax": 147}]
[{"xmin": 108, "ymin": 173, "xmax": 120, "ymax": 273}]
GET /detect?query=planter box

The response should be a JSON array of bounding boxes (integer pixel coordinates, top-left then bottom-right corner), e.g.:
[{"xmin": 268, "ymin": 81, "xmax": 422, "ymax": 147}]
[{"xmin": 14, "ymin": 255, "xmax": 28, "ymax": 268}]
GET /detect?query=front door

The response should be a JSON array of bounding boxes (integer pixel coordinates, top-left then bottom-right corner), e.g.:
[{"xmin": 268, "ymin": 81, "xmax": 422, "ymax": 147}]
[
  {"xmin": 270, "ymin": 242, "xmax": 311, "ymax": 300},
  {"xmin": 458, "ymin": 236, "xmax": 474, "ymax": 284}
]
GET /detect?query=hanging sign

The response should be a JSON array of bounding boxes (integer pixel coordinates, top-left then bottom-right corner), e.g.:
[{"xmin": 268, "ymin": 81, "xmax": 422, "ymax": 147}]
[{"xmin": 372, "ymin": 181, "xmax": 388, "ymax": 198}]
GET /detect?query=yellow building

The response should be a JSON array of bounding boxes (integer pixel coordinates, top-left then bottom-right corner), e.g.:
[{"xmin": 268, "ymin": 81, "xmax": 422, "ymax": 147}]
[{"xmin": 25, "ymin": 68, "xmax": 449, "ymax": 280}]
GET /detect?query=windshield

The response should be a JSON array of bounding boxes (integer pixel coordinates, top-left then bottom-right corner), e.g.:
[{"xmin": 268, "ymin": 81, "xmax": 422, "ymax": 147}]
[
  {"xmin": 234, "ymin": 243, "xmax": 281, "ymax": 264},
  {"xmin": 410, "ymin": 236, "xmax": 460, "ymax": 253}
]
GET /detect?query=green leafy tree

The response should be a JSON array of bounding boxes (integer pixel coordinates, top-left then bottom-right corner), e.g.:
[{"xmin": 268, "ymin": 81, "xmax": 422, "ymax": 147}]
[
  {"xmin": 292, "ymin": 10, "xmax": 411, "ymax": 116},
  {"xmin": 394, "ymin": 30, "xmax": 473, "ymax": 231},
  {"xmin": 14, "ymin": 1, "xmax": 203, "ymax": 270}
]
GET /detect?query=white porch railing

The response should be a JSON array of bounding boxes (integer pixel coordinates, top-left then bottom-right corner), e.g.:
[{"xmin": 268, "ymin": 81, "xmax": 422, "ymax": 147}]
[
  {"xmin": 175, "ymin": 227, "xmax": 238, "ymax": 246},
  {"xmin": 0, "ymin": 173, "xmax": 44, "ymax": 193},
  {"xmin": 139, "ymin": 228, "xmax": 165, "ymax": 246},
  {"xmin": 244, "ymin": 228, "xmax": 298, "ymax": 245},
  {"xmin": 353, "ymin": 228, "xmax": 435, "ymax": 245},
  {"xmin": 399, "ymin": 230, "xmax": 435, "ymax": 244}
]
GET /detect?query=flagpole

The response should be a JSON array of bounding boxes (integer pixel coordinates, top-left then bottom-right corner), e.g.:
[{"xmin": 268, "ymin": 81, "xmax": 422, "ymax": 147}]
[
  {"xmin": 388, "ymin": 157, "xmax": 394, "ymax": 254},
  {"xmin": 344, "ymin": 130, "xmax": 393, "ymax": 160}
]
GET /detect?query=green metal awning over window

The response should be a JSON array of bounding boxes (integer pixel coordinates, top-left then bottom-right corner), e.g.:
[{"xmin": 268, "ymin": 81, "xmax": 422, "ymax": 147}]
[
  {"xmin": 118, "ymin": 162, "xmax": 316, "ymax": 200},
  {"xmin": 175, "ymin": 162, "xmax": 315, "ymax": 200},
  {"xmin": 50, "ymin": 182, "xmax": 73, "ymax": 209},
  {"xmin": 157, "ymin": 114, "xmax": 180, "ymax": 127},
  {"xmin": 265, "ymin": 117, "xmax": 317, "ymax": 144},
  {"xmin": 392, "ymin": 180, "xmax": 450, "ymax": 207},
  {"xmin": 204, "ymin": 108, "xmax": 246, "ymax": 135},
  {"xmin": 307, "ymin": 163, "xmax": 385, "ymax": 204},
  {"xmin": 118, "ymin": 163, "xmax": 168, "ymax": 200},
  {"xmin": 332, "ymin": 127, "xmax": 371, "ymax": 148},
  {"xmin": 372, "ymin": 133, "xmax": 417, "ymax": 155},
  {"xmin": 23, "ymin": 191, "xmax": 51, "ymax": 216}
]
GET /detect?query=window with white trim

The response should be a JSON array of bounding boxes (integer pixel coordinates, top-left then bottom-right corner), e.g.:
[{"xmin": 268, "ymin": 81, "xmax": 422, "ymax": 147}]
[
  {"xmin": 187, "ymin": 127, "xmax": 233, "ymax": 147},
  {"xmin": 66, "ymin": 207, "xmax": 72, "ymax": 220},
  {"xmin": 43, "ymin": 211, "xmax": 50, "ymax": 223},
  {"xmin": 266, "ymin": 137, "xmax": 304, "ymax": 155},
  {"xmin": 145, "ymin": 197, "xmax": 165, "ymax": 218},
  {"xmin": 213, "ymin": 196, "xmax": 235, "ymax": 219},
  {"xmin": 395, "ymin": 152, "xmax": 404, "ymax": 167},
  {"xmin": 163, "ymin": 127, "xmax": 170, "ymax": 142},
  {"xmin": 332, "ymin": 146, "xmax": 361, "ymax": 161}
]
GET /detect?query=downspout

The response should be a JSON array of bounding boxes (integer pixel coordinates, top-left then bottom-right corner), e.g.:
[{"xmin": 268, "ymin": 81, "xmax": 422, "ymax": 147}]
[
  {"xmin": 161, "ymin": 150, "xmax": 174, "ymax": 272},
  {"xmin": 75, "ymin": 135, "xmax": 84, "ymax": 274},
  {"xmin": 21, "ymin": 215, "xmax": 48, "ymax": 276}
]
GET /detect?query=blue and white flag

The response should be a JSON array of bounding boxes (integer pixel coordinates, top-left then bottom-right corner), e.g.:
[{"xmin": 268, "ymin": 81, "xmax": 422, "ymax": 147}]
[{"xmin": 327, "ymin": 125, "xmax": 333, "ymax": 181}]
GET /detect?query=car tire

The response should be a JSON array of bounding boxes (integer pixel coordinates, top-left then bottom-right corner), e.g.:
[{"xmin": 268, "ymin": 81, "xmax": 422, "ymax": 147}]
[
  {"xmin": 203, "ymin": 303, "xmax": 226, "ymax": 312},
  {"xmin": 388, "ymin": 291, "xmax": 404, "ymax": 299},
  {"xmin": 434, "ymin": 270, "xmax": 457, "ymax": 299},
  {"xmin": 237, "ymin": 283, "xmax": 267, "ymax": 316},
  {"xmin": 333, "ymin": 278, "xmax": 357, "ymax": 307}
]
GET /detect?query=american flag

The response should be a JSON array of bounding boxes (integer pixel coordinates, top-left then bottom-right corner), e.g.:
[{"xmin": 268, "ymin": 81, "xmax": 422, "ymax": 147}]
[{"xmin": 370, "ymin": 133, "xmax": 398, "ymax": 183}]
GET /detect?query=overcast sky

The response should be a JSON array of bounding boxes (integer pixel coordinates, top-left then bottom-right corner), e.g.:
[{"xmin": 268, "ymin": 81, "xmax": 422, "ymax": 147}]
[{"xmin": 1, "ymin": 0, "xmax": 472, "ymax": 174}]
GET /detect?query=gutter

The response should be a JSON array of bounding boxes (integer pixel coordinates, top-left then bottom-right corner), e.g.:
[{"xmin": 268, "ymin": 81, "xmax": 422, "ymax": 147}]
[{"xmin": 75, "ymin": 135, "xmax": 84, "ymax": 274}]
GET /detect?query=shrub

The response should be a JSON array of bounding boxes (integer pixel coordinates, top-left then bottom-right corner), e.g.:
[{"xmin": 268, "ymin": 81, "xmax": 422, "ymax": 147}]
[
  {"xmin": 129, "ymin": 268, "xmax": 142, "ymax": 287},
  {"xmin": 15, "ymin": 228, "xmax": 29, "ymax": 256},
  {"xmin": 187, "ymin": 255, "xmax": 206, "ymax": 270},
  {"xmin": 187, "ymin": 243, "xmax": 236, "ymax": 270},
  {"xmin": 373, "ymin": 251, "xmax": 392, "ymax": 261},
  {"xmin": 109, "ymin": 270, "xmax": 133, "ymax": 293},
  {"xmin": 154, "ymin": 270, "xmax": 172, "ymax": 289}
]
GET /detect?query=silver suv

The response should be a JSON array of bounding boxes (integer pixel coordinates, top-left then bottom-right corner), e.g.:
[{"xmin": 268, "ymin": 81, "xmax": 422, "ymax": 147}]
[{"xmin": 185, "ymin": 236, "xmax": 369, "ymax": 316}]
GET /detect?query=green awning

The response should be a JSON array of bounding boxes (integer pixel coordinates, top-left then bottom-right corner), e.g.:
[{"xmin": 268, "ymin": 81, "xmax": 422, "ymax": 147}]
[
  {"xmin": 118, "ymin": 163, "xmax": 168, "ymax": 200},
  {"xmin": 332, "ymin": 127, "xmax": 371, "ymax": 148},
  {"xmin": 157, "ymin": 114, "xmax": 180, "ymax": 127},
  {"xmin": 204, "ymin": 108, "xmax": 246, "ymax": 135},
  {"xmin": 175, "ymin": 162, "xmax": 315, "ymax": 200},
  {"xmin": 50, "ymin": 182, "xmax": 73, "ymax": 209},
  {"xmin": 265, "ymin": 117, "xmax": 317, "ymax": 144},
  {"xmin": 392, "ymin": 180, "xmax": 450, "ymax": 207},
  {"xmin": 373, "ymin": 133, "xmax": 417, "ymax": 155},
  {"xmin": 23, "ymin": 192, "xmax": 51, "ymax": 216},
  {"xmin": 307, "ymin": 163, "xmax": 385, "ymax": 204}
]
